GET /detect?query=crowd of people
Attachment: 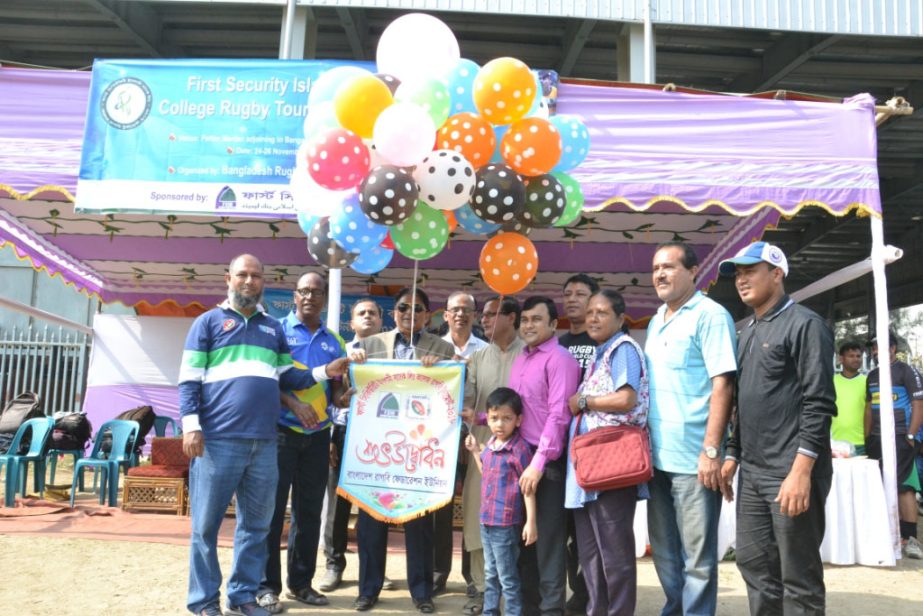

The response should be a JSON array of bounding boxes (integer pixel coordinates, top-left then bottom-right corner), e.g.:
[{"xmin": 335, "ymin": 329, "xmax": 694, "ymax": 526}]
[{"xmin": 176, "ymin": 239, "xmax": 916, "ymax": 616}]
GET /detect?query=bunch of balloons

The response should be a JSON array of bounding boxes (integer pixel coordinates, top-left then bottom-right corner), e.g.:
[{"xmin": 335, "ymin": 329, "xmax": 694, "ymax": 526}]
[{"xmin": 291, "ymin": 12, "xmax": 591, "ymax": 294}]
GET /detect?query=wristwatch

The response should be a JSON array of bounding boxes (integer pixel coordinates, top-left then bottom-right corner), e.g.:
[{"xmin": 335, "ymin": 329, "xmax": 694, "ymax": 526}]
[
  {"xmin": 906, "ymin": 434, "xmax": 916, "ymax": 444},
  {"xmin": 577, "ymin": 395, "xmax": 588, "ymax": 411},
  {"xmin": 703, "ymin": 446, "xmax": 719, "ymax": 459}
]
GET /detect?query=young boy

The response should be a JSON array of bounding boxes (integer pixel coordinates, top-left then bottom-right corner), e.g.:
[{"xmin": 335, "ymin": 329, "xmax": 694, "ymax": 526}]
[{"xmin": 464, "ymin": 387, "xmax": 537, "ymax": 616}]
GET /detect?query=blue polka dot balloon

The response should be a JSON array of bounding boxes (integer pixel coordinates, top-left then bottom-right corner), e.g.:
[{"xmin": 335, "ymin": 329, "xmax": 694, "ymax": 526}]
[
  {"xmin": 490, "ymin": 124, "xmax": 509, "ymax": 164},
  {"xmin": 455, "ymin": 203, "xmax": 501, "ymax": 235},
  {"xmin": 350, "ymin": 245, "xmax": 394, "ymax": 275},
  {"xmin": 441, "ymin": 58, "xmax": 480, "ymax": 115},
  {"xmin": 551, "ymin": 114, "xmax": 591, "ymax": 172},
  {"xmin": 330, "ymin": 193, "xmax": 388, "ymax": 253}
]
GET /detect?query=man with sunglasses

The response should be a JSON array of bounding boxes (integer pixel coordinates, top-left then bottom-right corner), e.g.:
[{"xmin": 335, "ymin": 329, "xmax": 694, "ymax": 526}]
[
  {"xmin": 347, "ymin": 287, "xmax": 455, "ymax": 613},
  {"xmin": 257, "ymin": 271, "xmax": 347, "ymax": 614}
]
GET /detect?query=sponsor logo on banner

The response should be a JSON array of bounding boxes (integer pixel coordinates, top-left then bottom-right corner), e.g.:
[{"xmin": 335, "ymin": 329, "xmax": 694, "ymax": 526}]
[
  {"xmin": 101, "ymin": 77, "xmax": 153, "ymax": 130},
  {"xmin": 338, "ymin": 360, "xmax": 465, "ymax": 523}
]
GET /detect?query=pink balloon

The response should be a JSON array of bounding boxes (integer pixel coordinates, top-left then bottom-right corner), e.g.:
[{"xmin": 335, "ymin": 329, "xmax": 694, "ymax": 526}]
[
  {"xmin": 306, "ymin": 128, "xmax": 370, "ymax": 191},
  {"xmin": 372, "ymin": 102, "xmax": 436, "ymax": 167},
  {"xmin": 376, "ymin": 13, "xmax": 460, "ymax": 82}
]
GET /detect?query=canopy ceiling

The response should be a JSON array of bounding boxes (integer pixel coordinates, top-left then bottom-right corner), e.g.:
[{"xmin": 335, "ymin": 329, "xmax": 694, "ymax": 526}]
[{"xmin": 0, "ymin": 66, "xmax": 881, "ymax": 322}]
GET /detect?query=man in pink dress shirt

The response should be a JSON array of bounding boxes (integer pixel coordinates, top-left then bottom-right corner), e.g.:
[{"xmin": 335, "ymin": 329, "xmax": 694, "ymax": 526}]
[{"xmin": 509, "ymin": 296, "xmax": 581, "ymax": 616}]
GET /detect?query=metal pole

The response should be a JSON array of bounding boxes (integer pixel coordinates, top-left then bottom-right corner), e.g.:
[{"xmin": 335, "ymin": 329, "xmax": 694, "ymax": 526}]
[
  {"xmin": 643, "ymin": 0, "xmax": 654, "ymax": 84},
  {"xmin": 870, "ymin": 214, "xmax": 900, "ymax": 560},
  {"xmin": 279, "ymin": 0, "xmax": 297, "ymax": 60},
  {"xmin": 0, "ymin": 295, "xmax": 93, "ymax": 335}
]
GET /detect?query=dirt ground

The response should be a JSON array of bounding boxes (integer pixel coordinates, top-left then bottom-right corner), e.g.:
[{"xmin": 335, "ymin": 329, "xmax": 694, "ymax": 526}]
[{"xmin": 0, "ymin": 531, "xmax": 922, "ymax": 615}]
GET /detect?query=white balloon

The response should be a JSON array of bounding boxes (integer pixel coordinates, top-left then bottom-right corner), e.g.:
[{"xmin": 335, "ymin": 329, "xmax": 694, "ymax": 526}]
[
  {"xmin": 373, "ymin": 102, "xmax": 436, "ymax": 168},
  {"xmin": 413, "ymin": 150, "xmax": 476, "ymax": 211},
  {"xmin": 376, "ymin": 13, "xmax": 460, "ymax": 82},
  {"xmin": 289, "ymin": 166, "xmax": 350, "ymax": 217}
]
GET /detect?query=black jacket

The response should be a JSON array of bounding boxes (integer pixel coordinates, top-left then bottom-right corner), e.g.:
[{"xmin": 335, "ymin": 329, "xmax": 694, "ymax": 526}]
[{"xmin": 726, "ymin": 295, "xmax": 836, "ymax": 479}]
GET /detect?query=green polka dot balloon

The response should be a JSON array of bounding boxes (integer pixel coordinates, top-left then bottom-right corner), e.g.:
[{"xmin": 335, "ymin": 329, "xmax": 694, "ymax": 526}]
[
  {"xmin": 395, "ymin": 78, "xmax": 452, "ymax": 129},
  {"xmin": 391, "ymin": 201, "xmax": 450, "ymax": 260},
  {"xmin": 552, "ymin": 171, "xmax": 585, "ymax": 228}
]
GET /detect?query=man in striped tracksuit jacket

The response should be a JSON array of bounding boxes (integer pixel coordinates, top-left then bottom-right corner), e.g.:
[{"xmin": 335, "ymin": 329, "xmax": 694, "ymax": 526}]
[{"xmin": 180, "ymin": 254, "xmax": 347, "ymax": 616}]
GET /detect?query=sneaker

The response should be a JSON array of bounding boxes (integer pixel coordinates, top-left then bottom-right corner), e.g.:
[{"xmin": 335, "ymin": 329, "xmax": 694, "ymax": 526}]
[
  {"xmin": 226, "ymin": 602, "xmax": 271, "ymax": 616},
  {"xmin": 257, "ymin": 592, "xmax": 283, "ymax": 614},
  {"xmin": 382, "ymin": 577, "xmax": 396, "ymax": 591},
  {"xmin": 196, "ymin": 603, "xmax": 223, "ymax": 616},
  {"xmin": 903, "ymin": 536, "xmax": 923, "ymax": 559},
  {"xmin": 318, "ymin": 569, "xmax": 343, "ymax": 592}
]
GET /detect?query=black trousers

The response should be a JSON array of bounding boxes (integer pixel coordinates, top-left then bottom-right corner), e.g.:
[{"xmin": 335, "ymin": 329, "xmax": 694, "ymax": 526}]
[
  {"xmin": 519, "ymin": 456, "xmax": 567, "ymax": 616},
  {"xmin": 324, "ymin": 425, "xmax": 353, "ymax": 573},
  {"xmin": 261, "ymin": 428, "xmax": 330, "ymax": 594},
  {"xmin": 358, "ymin": 509, "xmax": 434, "ymax": 601},
  {"xmin": 735, "ymin": 467, "xmax": 831, "ymax": 616}
]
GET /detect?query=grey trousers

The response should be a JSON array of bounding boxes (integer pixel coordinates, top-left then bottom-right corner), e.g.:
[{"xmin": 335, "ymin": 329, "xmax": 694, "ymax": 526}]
[{"xmin": 735, "ymin": 467, "xmax": 831, "ymax": 616}]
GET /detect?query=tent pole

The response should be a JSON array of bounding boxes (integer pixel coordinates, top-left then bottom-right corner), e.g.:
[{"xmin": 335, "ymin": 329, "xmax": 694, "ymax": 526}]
[
  {"xmin": 870, "ymin": 214, "xmax": 900, "ymax": 560},
  {"xmin": 0, "ymin": 295, "xmax": 93, "ymax": 336},
  {"xmin": 327, "ymin": 268, "xmax": 342, "ymax": 333}
]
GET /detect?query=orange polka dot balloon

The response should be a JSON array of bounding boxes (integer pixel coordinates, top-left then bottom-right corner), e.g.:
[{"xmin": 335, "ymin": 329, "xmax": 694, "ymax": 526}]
[
  {"xmin": 437, "ymin": 112, "xmax": 495, "ymax": 169},
  {"xmin": 501, "ymin": 117, "xmax": 562, "ymax": 177},
  {"xmin": 479, "ymin": 231, "xmax": 538, "ymax": 296},
  {"xmin": 473, "ymin": 57, "xmax": 536, "ymax": 125}
]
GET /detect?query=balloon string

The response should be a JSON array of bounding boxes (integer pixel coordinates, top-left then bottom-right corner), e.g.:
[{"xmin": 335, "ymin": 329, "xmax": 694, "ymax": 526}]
[
  {"xmin": 410, "ymin": 259, "xmax": 419, "ymax": 360},
  {"xmin": 487, "ymin": 294, "xmax": 503, "ymax": 347}
]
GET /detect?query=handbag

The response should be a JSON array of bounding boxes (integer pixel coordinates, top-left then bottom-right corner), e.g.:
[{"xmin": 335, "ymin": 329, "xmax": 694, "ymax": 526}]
[{"xmin": 570, "ymin": 415, "xmax": 653, "ymax": 491}]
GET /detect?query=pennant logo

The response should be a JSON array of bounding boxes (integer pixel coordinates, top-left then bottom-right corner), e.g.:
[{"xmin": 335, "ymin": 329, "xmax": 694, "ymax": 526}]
[{"xmin": 222, "ymin": 318, "xmax": 237, "ymax": 332}]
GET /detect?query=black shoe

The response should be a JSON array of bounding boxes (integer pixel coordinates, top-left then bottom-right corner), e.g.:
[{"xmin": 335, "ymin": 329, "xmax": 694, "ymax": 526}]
[
  {"xmin": 465, "ymin": 583, "xmax": 478, "ymax": 599},
  {"xmin": 414, "ymin": 598, "xmax": 436, "ymax": 613},
  {"xmin": 353, "ymin": 596, "xmax": 378, "ymax": 612},
  {"xmin": 286, "ymin": 587, "xmax": 328, "ymax": 606},
  {"xmin": 564, "ymin": 593, "xmax": 588, "ymax": 616}
]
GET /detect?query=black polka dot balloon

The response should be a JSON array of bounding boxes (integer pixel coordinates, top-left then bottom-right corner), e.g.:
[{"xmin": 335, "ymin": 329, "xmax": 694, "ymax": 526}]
[
  {"xmin": 358, "ymin": 165, "xmax": 419, "ymax": 226},
  {"xmin": 307, "ymin": 218, "xmax": 359, "ymax": 269},
  {"xmin": 518, "ymin": 173, "xmax": 566, "ymax": 227},
  {"xmin": 491, "ymin": 218, "xmax": 533, "ymax": 237},
  {"xmin": 413, "ymin": 149, "xmax": 476, "ymax": 211},
  {"xmin": 470, "ymin": 163, "xmax": 525, "ymax": 224},
  {"xmin": 374, "ymin": 73, "xmax": 401, "ymax": 95}
]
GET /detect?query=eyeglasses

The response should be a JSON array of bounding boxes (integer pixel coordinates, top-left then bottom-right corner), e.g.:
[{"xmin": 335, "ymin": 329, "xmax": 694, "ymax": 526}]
[
  {"xmin": 296, "ymin": 288, "xmax": 324, "ymax": 298},
  {"xmin": 446, "ymin": 307, "xmax": 473, "ymax": 316},
  {"xmin": 396, "ymin": 303, "xmax": 425, "ymax": 314}
]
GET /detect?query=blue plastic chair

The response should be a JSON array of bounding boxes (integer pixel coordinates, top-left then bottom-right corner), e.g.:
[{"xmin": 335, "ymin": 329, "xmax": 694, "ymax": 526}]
[
  {"xmin": 153, "ymin": 415, "xmax": 180, "ymax": 437},
  {"xmin": 0, "ymin": 417, "xmax": 55, "ymax": 507},
  {"xmin": 69, "ymin": 420, "xmax": 139, "ymax": 507}
]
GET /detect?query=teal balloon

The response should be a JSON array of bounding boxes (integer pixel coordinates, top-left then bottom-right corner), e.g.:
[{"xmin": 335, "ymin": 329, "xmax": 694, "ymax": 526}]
[
  {"xmin": 455, "ymin": 203, "xmax": 501, "ymax": 235},
  {"xmin": 551, "ymin": 172, "xmax": 585, "ymax": 227},
  {"xmin": 490, "ymin": 124, "xmax": 509, "ymax": 163},
  {"xmin": 551, "ymin": 115, "xmax": 591, "ymax": 172},
  {"xmin": 441, "ymin": 58, "xmax": 480, "ymax": 115},
  {"xmin": 309, "ymin": 66, "xmax": 372, "ymax": 106},
  {"xmin": 330, "ymin": 193, "xmax": 388, "ymax": 252},
  {"xmin": 350, "ymin": 246, "xmax": 394, "ymax": 274}
]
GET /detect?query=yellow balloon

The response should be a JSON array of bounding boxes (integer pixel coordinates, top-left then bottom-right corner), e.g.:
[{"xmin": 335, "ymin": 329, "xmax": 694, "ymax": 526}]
[
  {"xmin": 334, "ymin": 75, "xmax": 394, "ymax": 138},
  {"xmin": 473, "ymin": 57, "xmax": 535, "ymax": 125}
]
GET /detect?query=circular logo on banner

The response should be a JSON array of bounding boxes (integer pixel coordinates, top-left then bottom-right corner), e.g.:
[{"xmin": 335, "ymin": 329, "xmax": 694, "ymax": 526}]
[{"xmin": 100, "ymin": 77, "xmax": 152, "ymax": 130}]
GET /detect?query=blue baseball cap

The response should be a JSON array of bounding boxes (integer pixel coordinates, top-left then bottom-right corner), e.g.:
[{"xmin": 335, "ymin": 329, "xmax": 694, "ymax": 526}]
[{"xmin": 718, "ymin": 241, "xmax": 789, "ymax": 277}]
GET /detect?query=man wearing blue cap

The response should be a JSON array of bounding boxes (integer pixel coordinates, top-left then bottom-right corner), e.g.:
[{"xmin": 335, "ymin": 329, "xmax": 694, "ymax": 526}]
[{"xmin": 718, "ymin": 241, "xmax": 836, "ymax": 616}]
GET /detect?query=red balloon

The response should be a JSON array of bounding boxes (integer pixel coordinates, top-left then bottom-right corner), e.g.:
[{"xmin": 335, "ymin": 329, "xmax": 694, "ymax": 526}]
[{"xmin": 306, "ymin": 128, "xmax": 370, "ymax": 190}]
